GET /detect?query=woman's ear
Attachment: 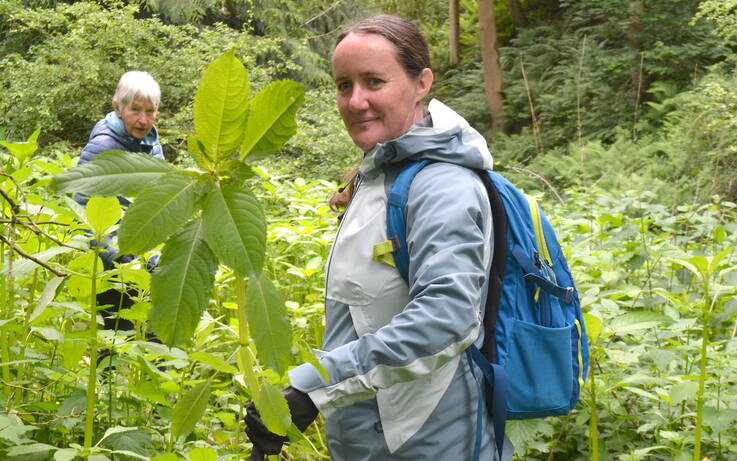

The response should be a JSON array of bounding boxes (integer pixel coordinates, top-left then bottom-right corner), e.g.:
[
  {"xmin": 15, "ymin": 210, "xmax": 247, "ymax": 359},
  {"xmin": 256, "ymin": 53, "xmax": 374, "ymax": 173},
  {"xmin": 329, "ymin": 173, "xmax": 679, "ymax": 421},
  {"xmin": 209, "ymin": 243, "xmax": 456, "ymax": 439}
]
[
  {"xmin": 416, "ymin": 68, "xmax": 434, "ymax": 99},
  {"xmin": 112, "ymin": 101, "xmax": 121, "ymax": 116}
]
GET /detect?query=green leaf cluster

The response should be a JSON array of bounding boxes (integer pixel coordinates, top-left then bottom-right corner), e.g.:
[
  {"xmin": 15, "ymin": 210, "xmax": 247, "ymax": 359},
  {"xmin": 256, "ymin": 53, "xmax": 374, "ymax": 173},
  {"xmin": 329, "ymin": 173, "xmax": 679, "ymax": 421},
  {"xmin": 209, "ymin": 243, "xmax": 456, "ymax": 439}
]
[{"xmin": 51, "ymin": 50, "xmax": 304, "ymax": 361}]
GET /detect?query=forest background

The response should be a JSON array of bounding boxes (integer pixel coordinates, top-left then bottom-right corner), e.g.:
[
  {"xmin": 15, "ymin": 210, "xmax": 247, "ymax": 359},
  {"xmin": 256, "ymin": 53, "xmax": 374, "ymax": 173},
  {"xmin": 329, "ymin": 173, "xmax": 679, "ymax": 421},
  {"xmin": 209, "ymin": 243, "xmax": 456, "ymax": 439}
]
[{"xmin": 1, "ymin": 0, "xmax": 737, "ymax": 460}]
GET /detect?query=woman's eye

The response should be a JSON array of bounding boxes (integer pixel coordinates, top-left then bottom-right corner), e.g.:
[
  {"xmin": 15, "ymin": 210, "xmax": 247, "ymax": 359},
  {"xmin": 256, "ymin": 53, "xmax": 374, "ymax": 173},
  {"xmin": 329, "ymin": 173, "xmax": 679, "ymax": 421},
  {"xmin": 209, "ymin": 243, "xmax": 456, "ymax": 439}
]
[
  {"xmin": 337, "ymin": 81, "xmax": 351, "ymax": 91},
  {"xmin": 368, "ymin": 78, "xmax": 383, "ymax": 86}
]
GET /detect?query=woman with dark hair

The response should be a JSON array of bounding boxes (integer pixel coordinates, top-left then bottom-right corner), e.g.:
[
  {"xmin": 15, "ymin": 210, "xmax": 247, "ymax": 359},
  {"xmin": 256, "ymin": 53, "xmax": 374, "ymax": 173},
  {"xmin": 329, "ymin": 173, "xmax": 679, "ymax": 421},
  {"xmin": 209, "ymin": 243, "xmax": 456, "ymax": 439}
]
[{"xmin": 246, "ymin": 14, "xmax": 511, "ymax": 460}]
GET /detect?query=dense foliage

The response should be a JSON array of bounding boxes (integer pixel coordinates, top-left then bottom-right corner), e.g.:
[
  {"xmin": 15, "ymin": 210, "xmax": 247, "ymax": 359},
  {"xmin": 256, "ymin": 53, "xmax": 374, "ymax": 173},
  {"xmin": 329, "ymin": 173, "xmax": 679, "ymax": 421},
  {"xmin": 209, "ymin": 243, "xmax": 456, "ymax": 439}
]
[{"xmin": 0, "ymin": 0, "xmax": 736, "ymax": 460}]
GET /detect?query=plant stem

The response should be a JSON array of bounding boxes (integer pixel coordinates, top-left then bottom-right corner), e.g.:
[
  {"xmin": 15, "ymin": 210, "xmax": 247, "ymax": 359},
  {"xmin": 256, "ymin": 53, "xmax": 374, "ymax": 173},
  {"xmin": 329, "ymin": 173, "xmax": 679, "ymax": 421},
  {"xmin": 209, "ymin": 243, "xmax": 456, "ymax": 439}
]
[
  {"xmin": 589, "ymin": 358, "xmax": 599, "ymax": 461},
  {"xmin": 235, "ymin": 275, "xmax": 260, "ymax": 398},
  {"xmin": 1, "ymin": 237, "xmax": 14, "ymax": 390},
  {"xmin": 16, "ymin": 265, "xmax": 39, "ymax": 404},
  {"xmin": 84, "ymin": 247, "xmax": 101, "ymax": 449},
  {"xmin": 693, "ymin": 288, "xmax": 710, "ymax": 461}
]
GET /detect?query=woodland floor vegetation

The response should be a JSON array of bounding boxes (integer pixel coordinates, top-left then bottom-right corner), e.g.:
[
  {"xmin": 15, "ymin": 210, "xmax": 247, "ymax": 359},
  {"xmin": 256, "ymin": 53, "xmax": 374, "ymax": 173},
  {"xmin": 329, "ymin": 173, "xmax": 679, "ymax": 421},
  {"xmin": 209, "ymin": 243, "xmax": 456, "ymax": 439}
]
[{"xmin": 1, "ymin": 1, "xmax": 736, "ymax": 460}]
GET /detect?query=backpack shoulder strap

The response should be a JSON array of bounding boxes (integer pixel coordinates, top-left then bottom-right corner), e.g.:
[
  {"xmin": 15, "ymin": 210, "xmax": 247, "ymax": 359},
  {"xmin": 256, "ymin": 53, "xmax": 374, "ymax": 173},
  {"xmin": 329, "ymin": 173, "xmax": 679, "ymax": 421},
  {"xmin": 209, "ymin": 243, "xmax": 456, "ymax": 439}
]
[{"xmin": 386, "ymin": 159, "xmax": 431, "ymax": 283}]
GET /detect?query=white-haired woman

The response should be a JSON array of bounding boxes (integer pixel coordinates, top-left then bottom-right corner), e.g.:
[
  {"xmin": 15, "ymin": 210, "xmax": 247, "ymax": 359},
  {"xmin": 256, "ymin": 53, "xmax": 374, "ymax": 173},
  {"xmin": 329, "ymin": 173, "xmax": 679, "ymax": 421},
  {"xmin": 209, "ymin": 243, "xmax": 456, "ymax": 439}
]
[
  {"xmin": 77, "ymin": 71, "xmax": 164, "ymax": 333},
  {"xmin": 79, "ymin": 70, "xmax": 163, "ymax": 171}
]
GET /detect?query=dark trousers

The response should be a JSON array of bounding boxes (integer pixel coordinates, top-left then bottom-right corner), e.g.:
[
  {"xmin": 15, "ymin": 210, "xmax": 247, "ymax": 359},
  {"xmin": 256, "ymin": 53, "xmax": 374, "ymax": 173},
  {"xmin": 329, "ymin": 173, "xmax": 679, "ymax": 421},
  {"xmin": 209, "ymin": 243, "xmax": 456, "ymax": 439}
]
[{"xmin": 97, "ymin": 288, "xmax": 136, "ymax": 331}]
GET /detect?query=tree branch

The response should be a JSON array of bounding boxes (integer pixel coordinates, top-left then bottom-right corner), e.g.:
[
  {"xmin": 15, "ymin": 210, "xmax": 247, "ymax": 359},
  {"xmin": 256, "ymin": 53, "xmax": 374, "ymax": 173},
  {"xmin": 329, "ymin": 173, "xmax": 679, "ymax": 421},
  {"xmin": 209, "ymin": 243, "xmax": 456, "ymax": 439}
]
[
  {"xmin": 507, "ymin": 165, "xmax": 564, "ymax": 203},
  {"xmin": 0, "ymin": 234, "xmax": 67, "ymax": 277}
]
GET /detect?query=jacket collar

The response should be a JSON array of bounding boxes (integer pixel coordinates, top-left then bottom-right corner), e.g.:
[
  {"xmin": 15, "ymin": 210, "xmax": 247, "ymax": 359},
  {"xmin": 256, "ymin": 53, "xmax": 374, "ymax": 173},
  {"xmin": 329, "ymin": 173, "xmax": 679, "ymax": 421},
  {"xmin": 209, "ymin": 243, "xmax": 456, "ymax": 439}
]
[
  {"xmin": 359, "ymin": 99, "xmax": 493, "ymax": 178},
  {"xmin": 104, "ymin": 111, "xmax": 159, "ymax": 147}
]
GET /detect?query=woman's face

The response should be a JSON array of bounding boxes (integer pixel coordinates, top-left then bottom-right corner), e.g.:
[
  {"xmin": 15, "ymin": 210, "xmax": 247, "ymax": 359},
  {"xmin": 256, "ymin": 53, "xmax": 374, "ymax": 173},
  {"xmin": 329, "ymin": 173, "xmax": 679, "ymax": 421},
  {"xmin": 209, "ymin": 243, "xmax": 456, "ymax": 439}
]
[
  {"xmin": 332, "ymin": 33, "xmax": 432, "ymax": 151},
  {"xmin": 114, "ymin": 98, "xmax": 158, "ymax": 140}
]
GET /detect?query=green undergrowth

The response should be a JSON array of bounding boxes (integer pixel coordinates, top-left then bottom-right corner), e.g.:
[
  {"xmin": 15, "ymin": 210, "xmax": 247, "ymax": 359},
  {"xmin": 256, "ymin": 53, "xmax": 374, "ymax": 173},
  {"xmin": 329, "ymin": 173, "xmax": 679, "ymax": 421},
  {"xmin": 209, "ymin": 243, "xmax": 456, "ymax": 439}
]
[{"xmin": 2, "ymin": 133, "xmax": 736, "ymax": 458}]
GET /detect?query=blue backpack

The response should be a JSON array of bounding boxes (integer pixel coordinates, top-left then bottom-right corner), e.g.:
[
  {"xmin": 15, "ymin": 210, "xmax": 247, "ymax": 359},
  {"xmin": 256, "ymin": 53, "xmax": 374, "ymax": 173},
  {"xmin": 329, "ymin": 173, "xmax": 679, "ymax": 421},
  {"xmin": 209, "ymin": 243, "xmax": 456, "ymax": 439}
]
[{"xmin": 386, "ymin": 160, "xmax": 589, "ymax": 460}]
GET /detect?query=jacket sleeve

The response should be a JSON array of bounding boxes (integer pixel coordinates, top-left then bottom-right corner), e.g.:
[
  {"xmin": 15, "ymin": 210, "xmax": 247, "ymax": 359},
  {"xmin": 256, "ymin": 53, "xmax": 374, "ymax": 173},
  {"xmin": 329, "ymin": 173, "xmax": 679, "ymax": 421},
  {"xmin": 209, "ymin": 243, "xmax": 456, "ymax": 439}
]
[
  {"xmin": 75, "ymin": 131, "xmax": 110, "ymax": 206},
  {"xmin": 289, "ymin": 163, "xmax": 492, "ymax": 413},
  {"xmin": 79, "ymin": 132, "xmax": 113, "ymax": 165}
]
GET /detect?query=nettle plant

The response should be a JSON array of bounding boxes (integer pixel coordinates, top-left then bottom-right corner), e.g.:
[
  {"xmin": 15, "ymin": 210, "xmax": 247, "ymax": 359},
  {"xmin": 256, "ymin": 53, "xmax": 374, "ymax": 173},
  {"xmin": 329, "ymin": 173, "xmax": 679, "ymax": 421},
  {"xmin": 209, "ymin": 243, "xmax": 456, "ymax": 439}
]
[{"xmin": 52, "ymin": 50, "xmax": 309, "ymax": 440}]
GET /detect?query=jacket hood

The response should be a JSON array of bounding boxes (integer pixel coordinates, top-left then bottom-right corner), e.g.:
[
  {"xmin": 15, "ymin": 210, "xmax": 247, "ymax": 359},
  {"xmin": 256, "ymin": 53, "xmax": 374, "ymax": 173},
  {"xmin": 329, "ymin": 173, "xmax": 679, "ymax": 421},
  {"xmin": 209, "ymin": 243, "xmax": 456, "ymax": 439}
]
[
  {"xmin": 359, "ymin": 99, "xmax": 493, "ymax": 178},
  {"xmin": 104, "ymin": 111, "xmax": 160, "ymax": 147}
]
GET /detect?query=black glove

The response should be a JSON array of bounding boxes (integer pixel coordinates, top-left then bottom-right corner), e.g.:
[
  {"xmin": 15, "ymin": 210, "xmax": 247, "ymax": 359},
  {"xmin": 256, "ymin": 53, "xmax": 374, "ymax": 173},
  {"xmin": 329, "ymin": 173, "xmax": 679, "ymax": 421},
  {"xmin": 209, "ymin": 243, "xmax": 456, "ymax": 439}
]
[{"xmin": 245, "ymin": 387, "xmax": 318, "ymax": 456}]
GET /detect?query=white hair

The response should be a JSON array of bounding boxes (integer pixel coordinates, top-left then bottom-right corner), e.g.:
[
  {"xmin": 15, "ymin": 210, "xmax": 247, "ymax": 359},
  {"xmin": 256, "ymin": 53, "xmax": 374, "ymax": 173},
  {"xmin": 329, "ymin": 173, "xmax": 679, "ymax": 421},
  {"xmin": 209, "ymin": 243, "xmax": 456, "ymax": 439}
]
[{"xmin": 112, "ymin": 71, "xmax": 161, "ymax": 109}]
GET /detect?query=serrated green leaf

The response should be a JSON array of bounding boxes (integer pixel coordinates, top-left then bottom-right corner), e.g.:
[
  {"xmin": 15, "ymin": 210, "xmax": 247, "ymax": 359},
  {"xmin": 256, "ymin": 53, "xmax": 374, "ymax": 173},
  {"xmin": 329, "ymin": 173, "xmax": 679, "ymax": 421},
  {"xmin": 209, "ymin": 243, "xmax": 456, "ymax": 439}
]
[
  {"xmin": 215, "ymin": 411, "xmax": 237, "ymax": 429},
  {"xmin": 246, "ymin": 274, "xmax": 292, "ymax": 375},
  {"xmin": 88, "ymin": 454, "xmax": 110, "ymax": 461},
  {"xmin": 171, "ymin": 382, "xmax": 211, "ymax": 440},
  {"xmin": 59, "ymin": 340, "xmax": 86, "ymax": 370},
  {"xmin": 152, "ymin": 454, "xmax": 180, "ymax": 461},
  {"xmin": 62, "ymin": 195, "xmax": 91, "ymax": 228},
  {"xmin": 669, "ymin": 381, "xmax": 698, "ymax": 404},
  {"xmin": 189, "ymin": 351, "xmax": 239, "ymax": 374},
  {"xmin": 583, "ymin": 313, "xmax": 602, "ymax": 344},
  {"xmin": 240, "ymin": 80, "xmax": 304, "ymax": 160},
  {"xmin": 256, "ymin": 382, "xmax": 290, "ymax": 436},
  {"xmin": 187, "ymin": 135, "xmax": 215, "ymax": 171},
  {"xmin": 703, "ymin": 406, "xmax": 737, "ymax": 433},
  {"xmin": 150, "ymin": 219, "xmax": 217, "ymax": 346},
  {"xmin": 710, "ymin": 245, "xmax": 734, "ymax": 273},
  {"xmin": 622, "ymin": 385, "xmax": 659, "ymax": 401},
  {"xmin": 194, "ymin": 50, "xmax": 250, "ymax": 158},
  {"xmin": 6, "ymin": 443, "xmax": 56, "ymax": 456},
  {"xmin": 109, "ymin": 450, "xmax": 150, "ymax": 460},
  {"xmin": 29, "ymin": 276, "xmax": 65, "ymax": 323},
  {"xmin": 506, "ymin": 419, "xmax": 555, "ymax": 453},
  {"xmin": 670, "ymin": 257, "xmax": 705, "ymax": 281},
  {"xmin": 0, "ymin": 128, "xmax": 40, "ymax": 164},
  {"xmin": 86, "ymin": 196, "xmax": 121, "ymax": 236},
  {"xmin": 118, "ymin": 172, "xmax": 199, "ymax": 255},
  {"xmin": 202, "ymin": 180, "xmax": 265, "ymax": 276},
  {"xmin": 5, "ymin": 245, "xmax": 75, "ymax": 279},
  {"xmin": 131, "ymin": 381, "xmax": 171, "ymax": 407},
  {"xmin": 0, "ymin": 414, "xmax": 37, "ymax": 445},
  {"xmin": 57, "ymin": 390, "xmax": 86, "ymax": 417},
  {"xmin": 51, "ymin": 150, "xmax": 174, "ymax": 196},
  {"xmin": 98, "ymin": 427, "xmax": 153, "ymax": 457},
  {"xmin": 188, "ymin": 447, "xmax": 217, "ymax": 461},
  {"xmin": 607, "ymin": 311, "xmax": 674, "ymax": 334},
  {"xmin": 54, "ymin": 448, "xmax": 80, "ymax": 461}
]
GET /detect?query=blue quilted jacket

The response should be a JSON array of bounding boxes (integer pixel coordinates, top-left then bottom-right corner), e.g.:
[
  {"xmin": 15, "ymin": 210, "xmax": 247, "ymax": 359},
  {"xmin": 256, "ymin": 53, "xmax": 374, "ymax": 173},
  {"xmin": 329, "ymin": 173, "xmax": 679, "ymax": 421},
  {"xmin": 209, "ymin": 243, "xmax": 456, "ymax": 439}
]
[
  {"xmin": 76, "ymin": 111, "xmax": 164, "ymax": 267},
  {"xmin": 80, "ymin": 111, "xmax": 163, "ymax": 164},
  {"xmin": 76, "ymin": 111, "xmax": 164, "ymax": 207}
]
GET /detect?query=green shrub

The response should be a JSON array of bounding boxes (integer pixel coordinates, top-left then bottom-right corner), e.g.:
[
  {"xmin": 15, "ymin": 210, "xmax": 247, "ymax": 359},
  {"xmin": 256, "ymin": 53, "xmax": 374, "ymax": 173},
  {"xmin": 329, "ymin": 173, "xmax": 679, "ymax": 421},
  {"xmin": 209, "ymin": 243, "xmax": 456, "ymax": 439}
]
[{"xmin": 0, "ymin": 1, "xmax": 300, "ymax": 153}]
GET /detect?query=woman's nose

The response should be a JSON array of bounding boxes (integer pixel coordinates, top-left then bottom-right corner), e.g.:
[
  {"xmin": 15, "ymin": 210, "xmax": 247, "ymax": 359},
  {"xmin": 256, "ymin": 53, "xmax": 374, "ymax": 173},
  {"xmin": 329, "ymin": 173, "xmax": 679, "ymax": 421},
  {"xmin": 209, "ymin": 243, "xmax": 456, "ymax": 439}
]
[{"xmin": 348, "ymin": 85, "xmax": 370, "ymax": 111}]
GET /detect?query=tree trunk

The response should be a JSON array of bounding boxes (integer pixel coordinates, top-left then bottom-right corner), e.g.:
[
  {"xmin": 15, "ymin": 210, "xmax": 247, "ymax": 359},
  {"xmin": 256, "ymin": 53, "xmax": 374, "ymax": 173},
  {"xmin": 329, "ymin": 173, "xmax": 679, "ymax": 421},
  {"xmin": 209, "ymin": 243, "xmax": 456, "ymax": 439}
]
[
  {"xmin": 478, "ymin": 0, "xmax": 505, "ymax": 134},
  {"xmin": 627, "ymin": 1, "xmax": 645, "ymax": 52},
  {"xmin": 449, "ymin": 0, "xmax": 460, "ymax": 66},
  {"xmin": 507, "ymin": 0, "xmax": 527, "ymax": 28},
  {"xmin": 628, "ymin": 1, "xmax": 646, "ymax": 121}
]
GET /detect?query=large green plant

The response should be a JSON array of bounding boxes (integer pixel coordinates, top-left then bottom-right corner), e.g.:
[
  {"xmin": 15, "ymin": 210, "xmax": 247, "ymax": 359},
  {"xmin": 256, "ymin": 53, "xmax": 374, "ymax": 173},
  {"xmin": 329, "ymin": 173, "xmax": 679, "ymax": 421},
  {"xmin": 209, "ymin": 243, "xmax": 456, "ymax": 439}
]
[{"xmin": 51, "ymin": 50, "xmax": 305, "ymax": 440}]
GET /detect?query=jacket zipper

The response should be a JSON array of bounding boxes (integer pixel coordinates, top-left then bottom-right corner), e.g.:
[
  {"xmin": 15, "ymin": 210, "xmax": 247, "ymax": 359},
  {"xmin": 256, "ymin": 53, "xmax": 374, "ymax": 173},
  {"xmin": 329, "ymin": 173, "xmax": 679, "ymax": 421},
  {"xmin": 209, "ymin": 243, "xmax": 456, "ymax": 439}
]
[{"xmin": 324, "ymin": 173, "xmax": 364, "ymax": 296}]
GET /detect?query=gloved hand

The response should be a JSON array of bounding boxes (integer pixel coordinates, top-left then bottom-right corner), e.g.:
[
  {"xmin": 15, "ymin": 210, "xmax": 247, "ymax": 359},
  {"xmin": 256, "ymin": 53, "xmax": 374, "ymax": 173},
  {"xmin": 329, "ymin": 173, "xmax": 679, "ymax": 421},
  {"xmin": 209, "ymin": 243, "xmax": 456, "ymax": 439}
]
[{"xmin": 245, "ymin": 387, "xmax": 318, "ymax": 457}]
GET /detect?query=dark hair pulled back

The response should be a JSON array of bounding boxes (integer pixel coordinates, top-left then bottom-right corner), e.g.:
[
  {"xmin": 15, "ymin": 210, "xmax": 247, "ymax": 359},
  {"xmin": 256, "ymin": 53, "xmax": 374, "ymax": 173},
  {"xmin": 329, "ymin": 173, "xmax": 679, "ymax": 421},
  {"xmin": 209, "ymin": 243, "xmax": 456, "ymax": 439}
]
[{"xmin": 335, "ymin": 14, "xmax": 431, "ymax": 79}]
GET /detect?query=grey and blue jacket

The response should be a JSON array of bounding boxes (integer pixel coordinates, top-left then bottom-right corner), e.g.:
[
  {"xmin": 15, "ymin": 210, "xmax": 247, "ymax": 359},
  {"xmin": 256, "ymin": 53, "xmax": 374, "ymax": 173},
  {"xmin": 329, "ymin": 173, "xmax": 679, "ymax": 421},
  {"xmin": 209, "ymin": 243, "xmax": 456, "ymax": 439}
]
[{"xmin": 289, "ymin": 100, "xmax": 512, "ymax": 460}]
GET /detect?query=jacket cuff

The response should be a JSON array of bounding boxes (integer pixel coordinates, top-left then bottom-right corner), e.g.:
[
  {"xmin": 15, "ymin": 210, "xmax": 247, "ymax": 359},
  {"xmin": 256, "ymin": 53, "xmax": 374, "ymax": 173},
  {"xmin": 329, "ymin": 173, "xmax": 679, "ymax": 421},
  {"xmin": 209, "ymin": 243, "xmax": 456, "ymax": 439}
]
[
  {"xmin": 288, "ymin": 362, "xmax": 327, "ymax": 392},
  {"xmin": 288, "ymin": 363, "xmax": 335, "ymax": 416}
]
